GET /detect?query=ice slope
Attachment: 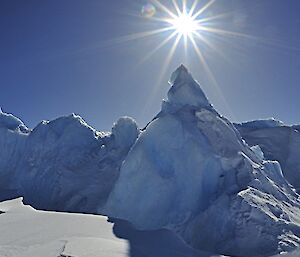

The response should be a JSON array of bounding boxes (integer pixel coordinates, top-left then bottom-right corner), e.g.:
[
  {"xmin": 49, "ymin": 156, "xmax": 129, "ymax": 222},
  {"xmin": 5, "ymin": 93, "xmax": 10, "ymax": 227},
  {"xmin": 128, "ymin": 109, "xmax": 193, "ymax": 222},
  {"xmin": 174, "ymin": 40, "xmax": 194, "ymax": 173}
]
[
  {"xmin": 104, "ymin": 65, "xmax": 300, "ymax": 256},
  {"xmin": 235, "ymin": 121, "xmax": 300, "ymax": 193},
  {"xmin": 0, "ymin": 198, "xmax": 221, "ymax": 257},
  {"xmin": 0, "ymin": 110, "xmax": 139, "ymax": 212}
]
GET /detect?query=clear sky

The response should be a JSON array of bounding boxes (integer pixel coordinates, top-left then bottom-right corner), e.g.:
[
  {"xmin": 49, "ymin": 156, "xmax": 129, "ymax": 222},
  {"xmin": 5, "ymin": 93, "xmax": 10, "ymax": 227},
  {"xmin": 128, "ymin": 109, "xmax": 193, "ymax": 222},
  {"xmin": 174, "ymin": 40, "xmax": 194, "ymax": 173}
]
[{"xmin": 1, "ymin": 0, "xmax": 300, "ymax": 131}]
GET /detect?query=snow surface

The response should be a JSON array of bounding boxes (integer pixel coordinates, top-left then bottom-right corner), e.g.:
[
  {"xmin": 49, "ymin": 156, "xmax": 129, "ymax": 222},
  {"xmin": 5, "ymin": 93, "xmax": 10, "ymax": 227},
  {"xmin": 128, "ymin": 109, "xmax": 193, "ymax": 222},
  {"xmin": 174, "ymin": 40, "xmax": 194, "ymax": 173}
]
[
  {"xmin": 1, "ymin": 65, "xmax": 300, "ymax": 256},
  {"xmin": 0, "ymin": 198, "xmax": 222, "ymax": 257},
  {"xmin": 0, "ymin": 198, "xmax": 127, "ymax": 257}
]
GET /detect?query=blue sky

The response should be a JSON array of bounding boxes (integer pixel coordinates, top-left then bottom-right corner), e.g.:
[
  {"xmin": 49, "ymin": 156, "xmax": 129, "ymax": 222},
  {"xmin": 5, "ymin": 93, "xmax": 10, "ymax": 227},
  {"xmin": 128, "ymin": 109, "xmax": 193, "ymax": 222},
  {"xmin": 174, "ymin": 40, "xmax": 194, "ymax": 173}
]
[{"xmin": 1, "ymin": 0, "xmax": 300, "ymax": 131}]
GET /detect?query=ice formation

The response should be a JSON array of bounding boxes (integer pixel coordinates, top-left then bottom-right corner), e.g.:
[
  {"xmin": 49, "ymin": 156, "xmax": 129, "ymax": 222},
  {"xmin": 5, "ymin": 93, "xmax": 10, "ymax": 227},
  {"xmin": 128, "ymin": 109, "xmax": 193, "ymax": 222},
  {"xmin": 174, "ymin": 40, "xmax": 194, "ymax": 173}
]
[
  {"xmin": 235, "ymin": 121, "xmax": 300, "ymax": 193},
  {"xmin": 104, "ymin": 65, "xmax": 300, "ymax": 256},
  {"xmin": 1, "ymin": 65, "xmax": 300, "ymax": 256},
  {"xmin": 0, "ymin": 111, "xmax": 138, "ymax": 212}
]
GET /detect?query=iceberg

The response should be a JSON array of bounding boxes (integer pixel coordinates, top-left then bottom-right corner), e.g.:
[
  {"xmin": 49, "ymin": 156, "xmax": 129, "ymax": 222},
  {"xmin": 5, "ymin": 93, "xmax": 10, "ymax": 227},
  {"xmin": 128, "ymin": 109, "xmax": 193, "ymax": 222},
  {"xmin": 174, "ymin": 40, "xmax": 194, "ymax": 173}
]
[
  {"xmin": 104, "ymin": 65, "xmax": 300, "ymax": 256},
  {"xmin": 1, "ymin": 65, "xmax": 300, "ymax": 256},
  {"xmin": 0, "ymin": 112, "xmax": 139, "ymax": 212}
]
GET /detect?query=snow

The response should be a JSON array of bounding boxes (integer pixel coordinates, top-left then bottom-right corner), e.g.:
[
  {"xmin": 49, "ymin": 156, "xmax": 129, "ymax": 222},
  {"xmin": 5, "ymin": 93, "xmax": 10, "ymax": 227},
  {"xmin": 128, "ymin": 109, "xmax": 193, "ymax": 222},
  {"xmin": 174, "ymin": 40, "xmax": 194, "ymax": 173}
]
[
  {"xmin": 0, "ymin": 198, "xmax": 221, "ymax": 257},
  {"xmin": 0, "ymin": 198, "xmax": 128, "ymax": 257}
]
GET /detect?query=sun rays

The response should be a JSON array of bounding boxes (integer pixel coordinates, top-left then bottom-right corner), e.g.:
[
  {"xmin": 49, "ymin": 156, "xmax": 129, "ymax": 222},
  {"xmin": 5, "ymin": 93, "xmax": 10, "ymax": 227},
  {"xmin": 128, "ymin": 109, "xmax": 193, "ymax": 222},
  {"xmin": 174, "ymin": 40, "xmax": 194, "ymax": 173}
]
[
  {"xmin": 103, "ymin": 0, "xmax": 291, "ymax": 119},
  {"xmin": 100, "ymin": 0, "xmax": 298, "ymax": 79},
  {"xmin": 135, "ymin": 0, "xmax": 238, "ymax": 118},
  {"xmin": 109, "ymin": 0, "xmax": 261, "ymax": 71}
]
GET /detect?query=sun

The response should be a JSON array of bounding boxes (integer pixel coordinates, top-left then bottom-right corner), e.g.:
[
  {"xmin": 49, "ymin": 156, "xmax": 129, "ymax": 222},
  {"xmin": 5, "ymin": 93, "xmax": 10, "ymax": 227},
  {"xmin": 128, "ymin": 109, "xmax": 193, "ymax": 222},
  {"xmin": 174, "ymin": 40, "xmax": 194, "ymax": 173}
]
[
  {"xmin": 144, "ymin": 0, "xmax": 214, "ymax": 50},
  {"xmin": 115, "ymin": 0, "xmax": 257, "ymax": 114},
  {"xmin": 108, "ymin": 0, "xmax": 262, "ymax": 118},
  {"xmin": 167, "ymin": 11, "xmax": 198, "ymax": 37},
  {"xmin": 116, "ymin": 0, "xmax": 256, "ymax": 69},
  {"xmin": 134, "ymin": 0, "xmax": 250, "ymax": 74}
]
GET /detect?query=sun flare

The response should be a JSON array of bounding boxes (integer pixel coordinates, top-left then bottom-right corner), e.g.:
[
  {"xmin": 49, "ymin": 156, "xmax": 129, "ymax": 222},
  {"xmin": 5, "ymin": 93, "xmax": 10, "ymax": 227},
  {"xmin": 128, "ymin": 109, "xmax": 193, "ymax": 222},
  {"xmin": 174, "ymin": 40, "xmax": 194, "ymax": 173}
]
[
  {"xmin": 104, "ymin": 0, "xmax": 274, "ymax": 124},
  {"xmin": 142, "ymin": 0, "xmax": 220, "ymax": 53},
  {"xmin": 167, "ymin": 12, "xmax": 199, "ymax": 37}
]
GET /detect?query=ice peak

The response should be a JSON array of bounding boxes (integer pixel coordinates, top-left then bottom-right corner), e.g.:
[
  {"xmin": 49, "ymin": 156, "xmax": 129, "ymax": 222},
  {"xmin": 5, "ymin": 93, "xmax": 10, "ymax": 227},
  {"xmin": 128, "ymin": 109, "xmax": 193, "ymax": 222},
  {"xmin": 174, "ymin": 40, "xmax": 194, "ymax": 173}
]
[
  {"xmin": 165, "ymin": 65, "xmax": 211, "ymax": 110},
  {"xmin": 169, "ymin": 64, "xmax": 191, "ymax": 85},
  {"xmin": 0, "ymin": 110, "xmax": 29, "ymax": 133}
]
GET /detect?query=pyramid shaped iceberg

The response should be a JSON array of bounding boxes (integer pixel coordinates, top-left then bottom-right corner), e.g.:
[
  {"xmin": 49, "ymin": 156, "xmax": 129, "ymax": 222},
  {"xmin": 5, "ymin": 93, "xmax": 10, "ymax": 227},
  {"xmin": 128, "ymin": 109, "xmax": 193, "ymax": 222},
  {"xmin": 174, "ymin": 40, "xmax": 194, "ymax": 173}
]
[{"xmin": 104, "ymin": 65, "xmax": 300, "ymax": 256}]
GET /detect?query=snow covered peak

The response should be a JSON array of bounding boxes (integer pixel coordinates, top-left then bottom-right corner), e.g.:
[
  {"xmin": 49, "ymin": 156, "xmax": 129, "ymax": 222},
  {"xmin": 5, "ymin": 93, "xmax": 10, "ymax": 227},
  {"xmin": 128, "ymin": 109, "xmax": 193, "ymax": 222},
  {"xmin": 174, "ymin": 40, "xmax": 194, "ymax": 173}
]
[{"xmin": 164, "ymin": 65, "xmax": 211, "ymax": 110}]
